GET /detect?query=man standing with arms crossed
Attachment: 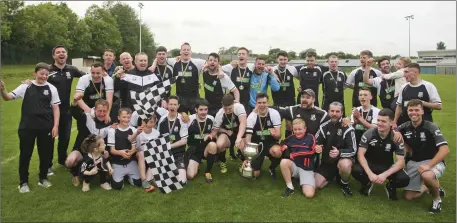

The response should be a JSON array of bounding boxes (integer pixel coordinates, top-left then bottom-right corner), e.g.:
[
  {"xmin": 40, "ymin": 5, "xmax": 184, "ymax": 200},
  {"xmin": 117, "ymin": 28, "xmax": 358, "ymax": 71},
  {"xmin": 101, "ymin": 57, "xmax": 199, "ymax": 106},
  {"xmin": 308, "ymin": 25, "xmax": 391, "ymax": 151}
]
[
  {"xmin": 271, "ymin": 51, "xmax": 299, "ymax": 107},
  {"xmin": 346, "ymin": 50, "xmax": 382, "ymax": 108},
  {"xmin": 398, "ymin": 99, "xmax": 449, "ymax": 213},
  {"xmin": 295, "ymin": 51, "xmax": 328, "ymax": 107},
  {"xmin": 221, "ymin": 47, "xmax": 254, "ymax": 113},
  {"xmin": 47, "ymin": 45, "xmax": 86, "ymax": 175},
  {"xmin": 321, "ymin": 55, "xmax": 347, "ymax": 115}
]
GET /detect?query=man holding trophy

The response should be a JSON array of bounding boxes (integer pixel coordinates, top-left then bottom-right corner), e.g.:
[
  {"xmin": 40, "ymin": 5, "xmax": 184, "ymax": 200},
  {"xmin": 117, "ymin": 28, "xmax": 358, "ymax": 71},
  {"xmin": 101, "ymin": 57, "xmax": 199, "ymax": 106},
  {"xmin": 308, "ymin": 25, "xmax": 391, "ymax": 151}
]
[{"xmin": 240, "ymin": 93, "xmax": 282, "ymax": 179}]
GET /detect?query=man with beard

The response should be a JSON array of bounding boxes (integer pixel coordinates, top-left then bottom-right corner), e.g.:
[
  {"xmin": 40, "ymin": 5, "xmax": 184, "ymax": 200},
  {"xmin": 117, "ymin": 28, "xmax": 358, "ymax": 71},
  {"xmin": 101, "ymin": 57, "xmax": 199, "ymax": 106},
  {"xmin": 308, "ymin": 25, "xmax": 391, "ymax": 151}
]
[
  {"xmin": 393, "ymin": 63, "xmax": 442, "ymax": 128},
  {"xmin": 273, "ymin": 89, "xmax": 329, "ymax": 139},
  {"xmin": 322, "ymin": 55, "xmax": 347, "ymax": 115},
  {"xmin": 150, "ymin": 42, "xmax": 206, "ymax": 114},
  {"xmin": 398, "ymin": 99, "xmax": 449, "ymax": 213},
  {"xmin": 362, "ymin": 57, "xmax": 396, "ymax": 109},
  {"xmin": 314, "ymin": 102, "xmax": 357, "ymax": 197},
  {"xmin": 103, "ymin": 49, "xmax": 117, "ymax": 77},
  {"xmin": 346, "ymin": 50, "xmax": 382, "ymax": 108},
  {"xmin": 66, "ymin": 96, "xmax": 113, "ymax": 187},
  {"xmin": 350, "ymin": 88, "xmax": 380, "ymax": 146},
  {"xmin": 74, "ymin": 63, "xmax": 113, "ymax": 123},
  {"xmin": 112, "ymin": 52, "xmax": 135, "ymax": 122},
  {"xmin": 157, "ymin": 96, "xmax": 189, "ymax": 184},
  {"xmin": 271, "ymin": 89, "xmax": 329, "ymax": 170},
  {"xmin": 114, "ymin": 52, "xmax": 161, "ymax": 111},
  {"xmin": 202, "ymin": 53, "xmax": 239, "ymax": 117},
  {"xmin": 212, "ymin": 94, "xmax": 247, "ymax": 174},
  {"xmin": 352, "ymin": 108, "xmax": 410, "ymax": 200},
  {"xmin": 295, "ymin": 51, "xmax": 328, "ymax": 107},
  {"xmin": 247, "ymin": 56, "xmax": 280, "ymax": 111},
  {"xmin": 221, "ymin": 47, "xmax": 254, "ymax": 113},
  {"xmin": 241, "ymin": 93, "xmax": 282, "ymax": 179},
  {"xmin": 271, "ymin": 51, "xmax": 299, "ymax": 107},
  {"xmin": 186, "ymin": 99, "xmax": 217, "ymax": 183},
  {"xmin": 47, "ymin": 45, "xmax": 86, "ymax": 174}
]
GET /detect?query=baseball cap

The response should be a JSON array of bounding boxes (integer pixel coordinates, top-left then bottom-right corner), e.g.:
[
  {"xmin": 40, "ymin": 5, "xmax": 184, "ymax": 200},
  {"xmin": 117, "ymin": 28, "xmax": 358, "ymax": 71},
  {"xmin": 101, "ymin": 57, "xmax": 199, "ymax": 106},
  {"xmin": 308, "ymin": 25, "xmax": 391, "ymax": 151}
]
[{"xmin": 301, "ymin": 89, "xmax": 315, "ymax": 98}]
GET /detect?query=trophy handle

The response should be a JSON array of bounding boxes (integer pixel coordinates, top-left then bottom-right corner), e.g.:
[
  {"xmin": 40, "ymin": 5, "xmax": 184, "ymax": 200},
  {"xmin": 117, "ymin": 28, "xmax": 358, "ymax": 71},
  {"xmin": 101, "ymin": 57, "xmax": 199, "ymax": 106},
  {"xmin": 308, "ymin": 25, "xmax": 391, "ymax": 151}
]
[{"xmin": 258, "ymin": 142, "xmax": 264, "ymax": 155}]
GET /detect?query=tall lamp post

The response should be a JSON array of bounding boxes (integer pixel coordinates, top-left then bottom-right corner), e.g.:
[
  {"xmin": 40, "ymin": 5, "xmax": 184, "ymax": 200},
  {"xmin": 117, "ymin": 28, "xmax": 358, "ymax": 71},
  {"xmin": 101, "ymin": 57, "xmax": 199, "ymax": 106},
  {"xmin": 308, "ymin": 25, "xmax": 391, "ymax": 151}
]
[
  {"xmin": 405, "ymin": 15, "xmax": 414, "ymax": 57},
  {"xmin": 139, "ymin": 2, "xmax": 144, "ymax": 52}
]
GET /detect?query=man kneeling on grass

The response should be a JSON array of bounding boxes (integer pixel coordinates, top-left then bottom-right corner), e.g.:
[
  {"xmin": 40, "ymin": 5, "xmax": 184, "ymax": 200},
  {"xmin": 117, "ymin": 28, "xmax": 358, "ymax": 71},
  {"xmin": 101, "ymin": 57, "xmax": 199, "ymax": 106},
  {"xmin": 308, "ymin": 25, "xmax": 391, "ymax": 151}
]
[
  {"xmin": 352, "ymin": 108, "xmax": 410, "ymax": 200},
  {"xmin": 186, "ymin": 98, "xmax": 218, "ymax": 183},
  {"xmin": 280, "ymin": 118, "xmax": 317, "ymax": 198}
]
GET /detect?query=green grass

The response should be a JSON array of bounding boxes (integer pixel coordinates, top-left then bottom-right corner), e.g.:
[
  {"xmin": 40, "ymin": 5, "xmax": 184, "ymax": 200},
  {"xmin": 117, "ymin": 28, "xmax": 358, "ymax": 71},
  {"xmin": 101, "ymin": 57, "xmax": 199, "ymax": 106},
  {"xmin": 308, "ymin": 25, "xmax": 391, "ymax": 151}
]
[{"xmin": 1, "ymin": 67, "xmax": 455, "ymax": 222}]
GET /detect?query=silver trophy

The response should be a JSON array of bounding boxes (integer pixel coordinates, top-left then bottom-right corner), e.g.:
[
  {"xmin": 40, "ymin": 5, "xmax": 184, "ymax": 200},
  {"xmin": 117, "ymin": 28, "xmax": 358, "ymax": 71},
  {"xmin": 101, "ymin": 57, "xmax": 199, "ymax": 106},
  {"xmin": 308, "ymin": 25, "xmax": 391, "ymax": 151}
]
[{"xmin": 240, "ymin": 142, "xmax": 263, "ymax": 179}]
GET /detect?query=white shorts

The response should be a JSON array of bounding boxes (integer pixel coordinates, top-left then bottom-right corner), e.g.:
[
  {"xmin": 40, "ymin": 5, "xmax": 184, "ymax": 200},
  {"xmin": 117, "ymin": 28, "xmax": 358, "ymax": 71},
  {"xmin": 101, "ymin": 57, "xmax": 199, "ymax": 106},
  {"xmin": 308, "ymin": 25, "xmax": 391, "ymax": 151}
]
[
  {"xmin": 112, "ymin": 161, "xmax": 141, "ymax": 183},
  {"xmin": 404, "ymin": 160, "xmax": 446, "ymax": 192},
  {"xmin": 291, "ymin": 162, "xmax": 315, "ymax": 187}
]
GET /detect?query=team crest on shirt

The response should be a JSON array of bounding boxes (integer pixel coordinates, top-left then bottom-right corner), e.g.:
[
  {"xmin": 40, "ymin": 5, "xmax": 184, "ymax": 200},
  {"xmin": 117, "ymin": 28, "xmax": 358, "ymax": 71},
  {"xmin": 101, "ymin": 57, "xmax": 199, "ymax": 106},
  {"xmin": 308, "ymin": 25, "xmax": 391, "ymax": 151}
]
[
  {"xmin": 313, "ymin": 72, "xmax": 317, "ymax": 77},
  {"xmin": 385, "ymin": 144, "xmax": 392, "ymax": 152},
  {"xmin": 43, "ymin": 90, "xmax": 49, "ymax": 95},
  {"xmin": 337, "ymin": 129, "xmax": 342, "ymax": 136},
  {"xmin": 367, "ymin": 116, "xmax": 372, "ymax": 122},
  {"xmin": 326, "ymin": 131, "xmax": 330, "ymax": 135},
  {"xmin": 337, "ymin": 76, "xmax": 342, "ymax": 81},
  {"xmin": 310, "ymin": 114, "xmax": 316, "ymax": 121},
  {"xmin": 208, "ymin": 125, "xmax": 212, "ymax": 130},
  {"xmin": 188, "ymin": 66, "xmax": 192, "ymax": 70},
  {"xmin": 267, "ymin": 120, "xmax": 271, "ymax": 126},
  {"xmin": 296, "ymin": 114, "xmax": 301, "ymax": 118},
  {"xmin": 435, "ymin": 129, "xmax": 442, "ymax": 136},
  {"xmin": 213, "ymin": 80, "xmax": 217, "ymax": 85},
  {"xmin": 164, "ymin": 73, "xmax": 168, "ymax": 78},
  {"xmin": 420, "ymin": 132, "xmax": 426, "ymax": 141},
  {"xmin": 418, "ymin": 92, "xmax": 423, "ymax": 98},
  {"xmin": 287, "ymin": 76, "xmax": 291, "ymax": 81},
  {"xmin": 66, "ymin": 72, "xmax": 71, "ymax": 79},
  {"xmin": 246, "ymin": 72, "xmax": 251, "ymax": 77},
  {"xmin": 369, "ymin": 139, "xmax": 377, "ymax": 146},
  {"xmin": 174, "ymin": 126, "xmax": 179, "ymax": 132}
]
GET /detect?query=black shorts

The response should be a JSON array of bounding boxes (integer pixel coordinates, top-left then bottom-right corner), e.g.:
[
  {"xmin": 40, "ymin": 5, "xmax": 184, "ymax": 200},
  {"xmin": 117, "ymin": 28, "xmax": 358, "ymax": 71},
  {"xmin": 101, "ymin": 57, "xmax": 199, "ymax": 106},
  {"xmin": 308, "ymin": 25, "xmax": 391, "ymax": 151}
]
[
  {"xmin": 172, "ymin": 150, "xmax": 186, "ymax": 169},
  {"xmin": 251, "ymin": 142, "xmax": 279, "ymax": 171},
  {"xmin": 217, "ymin": 131, "xmax": 237, "ymax": 148},
  {"xmin": 188, "ymin": 140, "xmax": 214, "ymax": 164},
  {"xmin": 177, "ymin": 95, "xmax": 199, "ymax": 114},
  {"xmin": 314, "ymin": 158, "xmax": 354, "ymax": 182}
]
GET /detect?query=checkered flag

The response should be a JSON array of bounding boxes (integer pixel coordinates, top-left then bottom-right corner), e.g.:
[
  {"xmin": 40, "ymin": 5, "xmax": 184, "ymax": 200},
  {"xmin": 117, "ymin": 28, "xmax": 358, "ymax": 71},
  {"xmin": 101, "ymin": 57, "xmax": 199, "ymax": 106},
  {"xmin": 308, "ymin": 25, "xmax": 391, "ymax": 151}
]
[
  {"xmin": 130, "ymin": 76, "xmax": 179, "ymax": 120},
  {"xmin": 143, "ymin": 136, "xmax": 184, "ymax": 194}
]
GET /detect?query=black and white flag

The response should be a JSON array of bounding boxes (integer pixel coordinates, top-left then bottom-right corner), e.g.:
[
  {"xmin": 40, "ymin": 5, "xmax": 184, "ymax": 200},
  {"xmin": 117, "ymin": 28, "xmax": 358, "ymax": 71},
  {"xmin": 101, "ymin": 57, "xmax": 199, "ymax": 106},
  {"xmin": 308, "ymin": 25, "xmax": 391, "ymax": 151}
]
[
  {"xmin": 143, "ymin": 136, "xmax": 184, "ymax": 194},
  {"xmin": 130, "ymin": 76, "xmax": 179, "ymax": 120}
]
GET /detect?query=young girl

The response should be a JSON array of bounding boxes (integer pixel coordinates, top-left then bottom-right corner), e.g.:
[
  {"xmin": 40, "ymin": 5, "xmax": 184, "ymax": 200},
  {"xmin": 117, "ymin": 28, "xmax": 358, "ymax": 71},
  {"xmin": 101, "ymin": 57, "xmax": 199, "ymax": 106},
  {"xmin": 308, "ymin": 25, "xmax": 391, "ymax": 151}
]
[
  {"xmin": 80, "ymin": 134, "xmax": 113, "ymax": 192},
  {"xmin": 135, "ymin": 115, "xmax": 160, "ymax": 192}
]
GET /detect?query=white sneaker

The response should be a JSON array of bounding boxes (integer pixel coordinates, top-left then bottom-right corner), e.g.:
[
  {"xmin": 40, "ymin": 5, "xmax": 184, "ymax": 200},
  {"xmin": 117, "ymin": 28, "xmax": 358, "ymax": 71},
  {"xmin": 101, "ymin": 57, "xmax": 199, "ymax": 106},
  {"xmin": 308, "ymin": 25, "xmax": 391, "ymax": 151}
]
[
  {"xmin": 100, "ymin": 183, "xmax": 112, "ymax": 190},
  {"xmin": 47, "ymin": 168, "xmax": 55, "ymax": 176},
  {"xmin": 18, "ymin": 183, "xmax": 30, "ymax": 193},
  {"xmin": 38, "ymin": 179, "xmax": 52, "ymax": 188}
]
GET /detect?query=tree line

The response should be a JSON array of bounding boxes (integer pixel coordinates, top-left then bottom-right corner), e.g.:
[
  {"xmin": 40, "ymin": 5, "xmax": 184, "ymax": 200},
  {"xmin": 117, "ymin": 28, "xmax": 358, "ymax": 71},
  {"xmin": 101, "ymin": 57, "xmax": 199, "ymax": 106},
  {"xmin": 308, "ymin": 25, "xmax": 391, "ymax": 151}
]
[
  {"xmin": 1, "ymin": 1, "xmax": 156, "ymax": 64},
  {"xmin": 1, "ymin": 1, "xmax": 445, "ymax": 66}
]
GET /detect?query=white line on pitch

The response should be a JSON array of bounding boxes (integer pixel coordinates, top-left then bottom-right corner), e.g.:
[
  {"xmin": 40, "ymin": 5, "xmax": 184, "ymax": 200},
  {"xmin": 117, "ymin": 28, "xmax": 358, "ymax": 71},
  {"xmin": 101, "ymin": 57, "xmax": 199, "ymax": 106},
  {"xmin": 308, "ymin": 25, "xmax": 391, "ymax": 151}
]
[{"xmin": 1, "ymin": 127, "xmax": 77, "ymax": 165}]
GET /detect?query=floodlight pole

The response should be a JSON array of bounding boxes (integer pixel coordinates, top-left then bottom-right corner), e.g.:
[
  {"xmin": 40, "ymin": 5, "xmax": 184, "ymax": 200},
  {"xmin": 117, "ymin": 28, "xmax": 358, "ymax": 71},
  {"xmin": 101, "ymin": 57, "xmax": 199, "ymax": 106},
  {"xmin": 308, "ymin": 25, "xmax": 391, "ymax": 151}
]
[
  {"xmin": 405, "ymin": 15, "xmax": 414, "ymax": 57},
  {"xmin": 139, "ymin": 2, "xmax": 144, "ymax": 52}
]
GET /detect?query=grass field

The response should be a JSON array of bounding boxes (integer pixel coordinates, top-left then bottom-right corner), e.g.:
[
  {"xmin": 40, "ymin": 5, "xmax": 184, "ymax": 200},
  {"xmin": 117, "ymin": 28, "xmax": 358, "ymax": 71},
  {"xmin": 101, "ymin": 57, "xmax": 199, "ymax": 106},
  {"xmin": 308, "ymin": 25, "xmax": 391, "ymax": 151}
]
[{"xmin": 0, "ymin": 66, "xmax": 455, "ymax": 222}]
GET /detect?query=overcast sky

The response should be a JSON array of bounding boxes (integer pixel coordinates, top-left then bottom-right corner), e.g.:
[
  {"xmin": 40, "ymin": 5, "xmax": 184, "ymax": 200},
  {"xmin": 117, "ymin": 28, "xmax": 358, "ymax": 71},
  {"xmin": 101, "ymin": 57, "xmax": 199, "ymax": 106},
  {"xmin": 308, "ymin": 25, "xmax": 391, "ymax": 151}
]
[{"xmin": 26, "ymin": 1, "xmax": 456, "ymax": 57}]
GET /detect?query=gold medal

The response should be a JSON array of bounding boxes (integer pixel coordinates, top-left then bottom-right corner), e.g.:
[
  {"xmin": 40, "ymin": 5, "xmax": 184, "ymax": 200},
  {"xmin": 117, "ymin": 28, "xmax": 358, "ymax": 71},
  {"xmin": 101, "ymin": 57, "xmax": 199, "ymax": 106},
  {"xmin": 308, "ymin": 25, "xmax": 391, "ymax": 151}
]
[
  {"xmin": 335, "ymin": 88, "xmax": 339, "ymax": 93},
  {"xmin": 386, "ymin": 94, "xmax": 391, "ymax": 100},
  {"xmin": 181, "ymin": 78, "xmax": 186, "ymax": 84},
  {"xmin": 239, "ymin": 85, "xmax": 244, "ymax": 90}
]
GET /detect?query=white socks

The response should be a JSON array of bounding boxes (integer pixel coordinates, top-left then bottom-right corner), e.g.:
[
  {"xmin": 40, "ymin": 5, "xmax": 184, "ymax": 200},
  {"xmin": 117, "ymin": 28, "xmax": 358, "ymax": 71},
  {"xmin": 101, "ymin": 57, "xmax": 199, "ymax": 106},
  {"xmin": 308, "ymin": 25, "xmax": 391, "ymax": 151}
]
[{"xmin": 287, "ymin": 183, "xmax": 294, "ymax": 190}]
